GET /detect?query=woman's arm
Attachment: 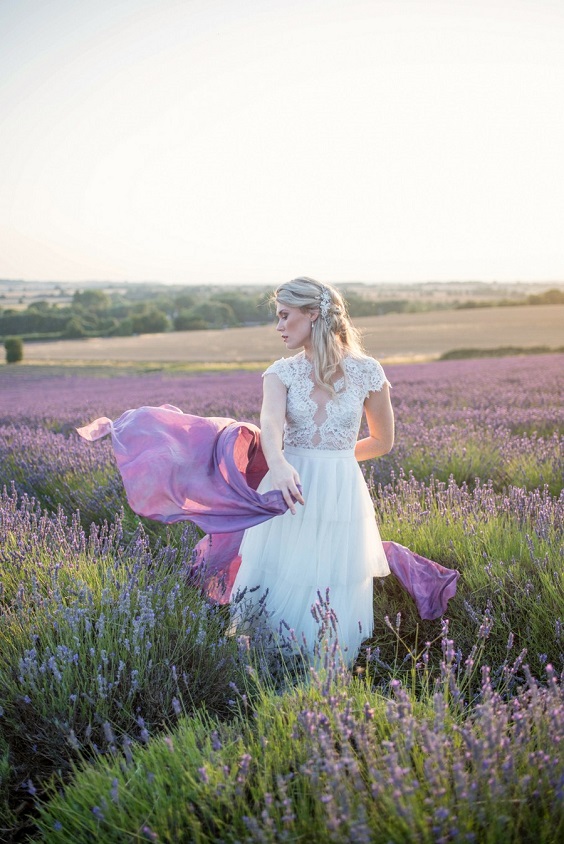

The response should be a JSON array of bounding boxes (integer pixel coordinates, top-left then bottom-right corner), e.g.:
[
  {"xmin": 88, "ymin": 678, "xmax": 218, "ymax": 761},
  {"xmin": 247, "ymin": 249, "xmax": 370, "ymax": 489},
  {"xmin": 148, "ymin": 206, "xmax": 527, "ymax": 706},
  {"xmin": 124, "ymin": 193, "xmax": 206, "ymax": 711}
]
[
  {"xmin": 354, "ymin": 382, "xmax": 394, "ymax": 461},
  {"xmin": 260, "ymin": 374, "xmax": 305, "ymax": 513}
]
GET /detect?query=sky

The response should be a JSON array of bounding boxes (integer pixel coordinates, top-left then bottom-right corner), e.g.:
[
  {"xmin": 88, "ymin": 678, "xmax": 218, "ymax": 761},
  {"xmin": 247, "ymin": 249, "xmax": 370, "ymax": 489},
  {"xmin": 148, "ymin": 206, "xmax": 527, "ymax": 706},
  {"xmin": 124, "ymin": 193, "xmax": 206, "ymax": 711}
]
[{"xmin": 0, "ymin": 0, "xmax": 563, "ymax": 286}]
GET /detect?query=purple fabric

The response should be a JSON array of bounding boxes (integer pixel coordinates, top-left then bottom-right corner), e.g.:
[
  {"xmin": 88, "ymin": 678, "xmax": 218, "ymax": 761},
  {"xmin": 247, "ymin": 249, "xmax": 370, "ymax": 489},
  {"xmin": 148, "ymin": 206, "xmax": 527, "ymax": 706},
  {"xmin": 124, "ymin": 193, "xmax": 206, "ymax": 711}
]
[
  {"xmin": 77, "ymin": 405, "xmax": 459, "ymax": 620},
  {"xmin": 77, "ymin": 405, "xmax": 288, "ymax": 531},
  {"xmin": 381, "ymin": 541, "xmax": 459, "ymax": 621}
]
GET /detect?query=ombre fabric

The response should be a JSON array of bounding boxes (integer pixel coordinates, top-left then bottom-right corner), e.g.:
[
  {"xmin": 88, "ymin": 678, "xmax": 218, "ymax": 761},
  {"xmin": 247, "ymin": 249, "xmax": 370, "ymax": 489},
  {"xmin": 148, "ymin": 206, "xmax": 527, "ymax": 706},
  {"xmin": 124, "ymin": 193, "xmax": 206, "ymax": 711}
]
[
  {"xmin": 77, "ymin": 405, "xmax": 459, "ymax": 625},
  {"xmin": 77, "ymin": 405, "xmax": 288, "ymax": 532}
]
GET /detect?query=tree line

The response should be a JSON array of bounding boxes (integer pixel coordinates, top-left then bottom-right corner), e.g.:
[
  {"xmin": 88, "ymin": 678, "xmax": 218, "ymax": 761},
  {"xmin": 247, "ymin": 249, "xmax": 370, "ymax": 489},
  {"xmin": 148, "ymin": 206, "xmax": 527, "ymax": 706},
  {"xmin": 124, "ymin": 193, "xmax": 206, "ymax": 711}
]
[
  {"xmin": 0, "ymin": 285, "xmax": 425, "ymax": 342},
  {"xmin": 0, "ymin": 287, "xmax": 276, "ymax": 341},
  {"xmin": 1, "ymin": 284, "xmax": 562, "ymax": 344}
]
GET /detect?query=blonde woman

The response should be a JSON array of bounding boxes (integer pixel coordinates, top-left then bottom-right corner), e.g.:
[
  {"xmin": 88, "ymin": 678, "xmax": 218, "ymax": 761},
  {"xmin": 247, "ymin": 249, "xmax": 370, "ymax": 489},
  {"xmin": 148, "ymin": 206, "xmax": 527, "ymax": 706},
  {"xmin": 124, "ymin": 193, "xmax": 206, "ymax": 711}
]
[
  {"xmin": 78, "ymin": 277, "xmax": 457, "ymax": 656},
  {"xmin": 232, "ymin": 277, "xmax": 394, "ymax": 662}
]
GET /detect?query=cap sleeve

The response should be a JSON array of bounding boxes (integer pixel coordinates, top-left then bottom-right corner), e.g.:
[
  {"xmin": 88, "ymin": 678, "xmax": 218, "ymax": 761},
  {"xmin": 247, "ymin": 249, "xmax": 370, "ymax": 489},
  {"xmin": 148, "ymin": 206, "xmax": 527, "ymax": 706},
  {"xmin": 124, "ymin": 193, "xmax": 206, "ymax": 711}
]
[
  {"xmin": 262, "ymin": 357, "xmax": 292, "ymax": 388},
  {"xmin": 364, "ymin": 357, "xmax": 390, "ymax": 397}
]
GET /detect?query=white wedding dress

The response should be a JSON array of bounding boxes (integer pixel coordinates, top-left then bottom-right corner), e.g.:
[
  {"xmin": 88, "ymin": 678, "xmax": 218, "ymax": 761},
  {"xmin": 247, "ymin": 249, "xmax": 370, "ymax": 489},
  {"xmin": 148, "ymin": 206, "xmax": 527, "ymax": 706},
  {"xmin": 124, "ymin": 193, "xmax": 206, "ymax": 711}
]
[{"xmin": 231, "ymin": 351, "xmax": 391, "ymax": 663}]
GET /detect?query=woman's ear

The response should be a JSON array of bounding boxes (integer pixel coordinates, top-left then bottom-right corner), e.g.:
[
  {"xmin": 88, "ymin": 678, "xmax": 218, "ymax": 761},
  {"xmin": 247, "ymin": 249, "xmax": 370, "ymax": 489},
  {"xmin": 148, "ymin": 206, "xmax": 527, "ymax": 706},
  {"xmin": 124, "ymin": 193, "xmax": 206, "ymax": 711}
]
[{"xmin": 310, "ymin": 308, "xmax": 320, "ymax": 324}]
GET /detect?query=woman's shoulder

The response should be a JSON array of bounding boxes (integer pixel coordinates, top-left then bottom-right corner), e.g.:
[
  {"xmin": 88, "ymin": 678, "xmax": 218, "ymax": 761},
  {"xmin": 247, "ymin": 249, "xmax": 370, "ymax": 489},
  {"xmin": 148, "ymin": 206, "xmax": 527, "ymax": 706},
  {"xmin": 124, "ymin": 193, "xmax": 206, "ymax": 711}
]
[
  {"xmin": 344, "ymin": 354, "xmax": 390, "ymax": 393},
  {"xmin": 262, "ymin": 352, "xmax": 306, "ymax": 385}
]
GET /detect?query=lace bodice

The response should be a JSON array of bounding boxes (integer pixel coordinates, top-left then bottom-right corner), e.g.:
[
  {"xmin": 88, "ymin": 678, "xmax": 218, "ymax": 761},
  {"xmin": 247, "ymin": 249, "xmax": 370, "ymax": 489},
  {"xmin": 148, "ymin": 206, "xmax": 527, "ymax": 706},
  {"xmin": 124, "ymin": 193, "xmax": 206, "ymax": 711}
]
[{"xmin": 263, "ymin": 352, "xmax": 389, "ymax": 450}]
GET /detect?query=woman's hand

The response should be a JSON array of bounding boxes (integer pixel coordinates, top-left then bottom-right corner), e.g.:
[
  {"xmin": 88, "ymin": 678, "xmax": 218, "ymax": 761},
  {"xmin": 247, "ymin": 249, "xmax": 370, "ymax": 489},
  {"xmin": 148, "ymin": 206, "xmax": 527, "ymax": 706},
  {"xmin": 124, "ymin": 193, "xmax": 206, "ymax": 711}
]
[
  {"xmin": 260, "ymin": 373, "xmax": 304, "ymax": 514},
  {"xmin": 268, "ymin": 457, "xmax": 304, "ymax": 515}
]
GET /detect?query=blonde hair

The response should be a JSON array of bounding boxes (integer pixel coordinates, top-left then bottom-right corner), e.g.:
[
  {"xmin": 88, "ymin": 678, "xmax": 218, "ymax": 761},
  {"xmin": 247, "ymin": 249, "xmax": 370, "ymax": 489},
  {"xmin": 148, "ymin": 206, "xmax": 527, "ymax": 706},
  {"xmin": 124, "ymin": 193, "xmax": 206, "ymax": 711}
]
[{"xmin": 273, "ymin": 277, "xmax": 365, "ymax": 391}]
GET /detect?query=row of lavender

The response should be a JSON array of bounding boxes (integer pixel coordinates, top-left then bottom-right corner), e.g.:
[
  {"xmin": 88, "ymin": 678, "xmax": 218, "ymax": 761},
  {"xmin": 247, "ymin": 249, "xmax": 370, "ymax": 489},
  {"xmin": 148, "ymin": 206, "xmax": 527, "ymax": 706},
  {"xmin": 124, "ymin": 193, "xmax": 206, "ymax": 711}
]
[
  {"xmin": 0, "ymin": 353, "xmax": 563, "ymax": 841},
  {"xmin": 1, "ymin": 355, "xmax": 562, "ymax": 517}
]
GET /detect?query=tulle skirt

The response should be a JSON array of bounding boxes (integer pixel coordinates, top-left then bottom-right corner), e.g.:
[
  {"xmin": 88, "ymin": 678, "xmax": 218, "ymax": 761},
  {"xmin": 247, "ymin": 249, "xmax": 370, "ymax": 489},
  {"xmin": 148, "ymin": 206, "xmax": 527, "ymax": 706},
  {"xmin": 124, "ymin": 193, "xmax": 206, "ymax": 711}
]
[{"xmin": 231, "ymin": 445, "xmax": 390, "ymax": 663}]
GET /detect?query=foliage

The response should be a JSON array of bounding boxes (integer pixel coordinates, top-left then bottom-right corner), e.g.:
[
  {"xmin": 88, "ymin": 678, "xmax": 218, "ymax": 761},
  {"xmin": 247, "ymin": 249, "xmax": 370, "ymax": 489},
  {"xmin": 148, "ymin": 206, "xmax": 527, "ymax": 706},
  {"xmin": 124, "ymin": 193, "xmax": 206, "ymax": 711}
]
[
  {"xmin": 0, "ymin": 490, "xmax": 245, "ymax": 832},
  {"xmin": 181, "ymin": 300, "xmax": 238, "ymax": 328},
  {"xmin": 0, "ymin": 353, "xmax": 563, "ymax": 840},
  {"xmin": 3, "ymin": 282, "xmax": 563, "ymax": 344},
  {"xmin": 441, "ymin": 345, "xmax": 564, "ymax": 360},
  {"xmin": 36, "ymin": 659, "xmax": 564, "ymax": 843},
  {"xmin": 72, "ymin": 290, "xmax": 111, "ymax": 311},
  {"xmin": 131, "ymin": 304, "xmax": 171, "ymax": 334},
  {"xmin": 527, "ymin": 287, "xmax": 564, "ymax": 305},
  {"xmin": 4, "ymin": 336, "xmax": 23, "ymax": 363}
]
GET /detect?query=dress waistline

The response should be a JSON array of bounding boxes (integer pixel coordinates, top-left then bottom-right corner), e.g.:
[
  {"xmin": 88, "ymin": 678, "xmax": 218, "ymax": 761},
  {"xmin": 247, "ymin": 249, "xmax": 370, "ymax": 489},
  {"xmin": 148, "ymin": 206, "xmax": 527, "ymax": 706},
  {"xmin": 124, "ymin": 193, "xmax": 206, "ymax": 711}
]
[{"xmin": 284, "ymin": 444, "xmax": 356, "ymax": 459}]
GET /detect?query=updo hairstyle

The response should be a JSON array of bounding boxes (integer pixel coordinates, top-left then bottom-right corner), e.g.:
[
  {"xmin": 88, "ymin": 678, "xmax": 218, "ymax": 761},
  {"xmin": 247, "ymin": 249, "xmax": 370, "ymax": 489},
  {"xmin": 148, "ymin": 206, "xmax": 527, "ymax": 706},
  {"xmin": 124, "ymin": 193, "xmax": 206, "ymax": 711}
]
[{"xmin": 273, "ymin": 277, "xmax": 365, "ymax": 392}]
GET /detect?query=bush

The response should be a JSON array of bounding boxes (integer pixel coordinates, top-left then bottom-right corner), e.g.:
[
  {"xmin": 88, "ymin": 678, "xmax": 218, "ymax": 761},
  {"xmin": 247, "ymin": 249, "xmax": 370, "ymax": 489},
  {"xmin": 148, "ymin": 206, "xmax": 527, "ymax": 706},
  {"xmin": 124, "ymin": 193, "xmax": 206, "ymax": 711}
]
[
  {"xmin": 63, "ymin": 317, "xmax": 88, "ymax": 339},
  {"xmin": 4, "ymin": 336, "xmax": 23, "ymax": 363},
  {"xmin": 131, "ymin": 305, "xmax": 170, "ymax": 334},
  {"xmin": 173, "ymin": 310, "xmax": 209, "ymax": 331},
  {"xmin": 0, "ymin": 490, "xmax": 246, "ymax": 830}
]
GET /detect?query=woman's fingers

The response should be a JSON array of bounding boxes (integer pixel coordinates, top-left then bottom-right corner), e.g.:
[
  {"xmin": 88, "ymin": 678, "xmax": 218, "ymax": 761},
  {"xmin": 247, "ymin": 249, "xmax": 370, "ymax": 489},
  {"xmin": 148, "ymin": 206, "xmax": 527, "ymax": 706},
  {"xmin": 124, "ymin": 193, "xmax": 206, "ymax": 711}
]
[
  {"xmin": 291, "ymin": 478, "xmax": 305, "ymax": 506},
  {"xmin": 281, "ymin": 481, "xmax": 304, "ymax": 514},
  {"xmin": 270, "ymin": 464, "xmax": 304, "ymax": 514},
  {"xmin": 284, "ymin": 488, "xmax": 297, "ymax": 514},
  {"xmin": 286, "ymin": 477, "xmax": 304, "ymax": 513},
  {"xmin": 280, "ymin": 482, "xmax": 298, "ymax": 514}
]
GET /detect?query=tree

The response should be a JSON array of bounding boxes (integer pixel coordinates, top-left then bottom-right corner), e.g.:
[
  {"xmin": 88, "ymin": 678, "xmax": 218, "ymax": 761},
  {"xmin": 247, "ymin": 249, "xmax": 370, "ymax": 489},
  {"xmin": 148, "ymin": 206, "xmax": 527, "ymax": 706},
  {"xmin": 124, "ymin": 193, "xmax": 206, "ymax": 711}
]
[
  {"xmin": 4, "ymin": 336, "xmax": 23, "ymax": 363},
  {"xmin": 173, "ymin": 310, "xmax": 209, "ymax": 331},
  {"xmin": 73, "ymin": 289, "xmax": 111, "ymax": 311},
  {"xmin": 63, "ymin": 317, "xmax": 88, "ymax": 339},
  {"xmin": 174, "ymin": 292, "xmax": 196, "ymax": 311},
  {"xmin": 186, "ymin": 301, "xmax": 237, "ymax": 328},
  {"xmin": 131, "ymin": 305, "xmax": 170, "ymax": 334}
]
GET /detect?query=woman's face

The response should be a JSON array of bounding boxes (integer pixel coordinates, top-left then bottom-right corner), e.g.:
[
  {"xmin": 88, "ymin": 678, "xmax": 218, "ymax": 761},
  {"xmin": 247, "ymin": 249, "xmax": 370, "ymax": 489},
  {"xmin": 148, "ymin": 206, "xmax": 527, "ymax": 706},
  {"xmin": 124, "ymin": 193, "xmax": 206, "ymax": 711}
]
[{"xmin": 275, "ymin": 302, "xmax": 316, "ymax": 351}]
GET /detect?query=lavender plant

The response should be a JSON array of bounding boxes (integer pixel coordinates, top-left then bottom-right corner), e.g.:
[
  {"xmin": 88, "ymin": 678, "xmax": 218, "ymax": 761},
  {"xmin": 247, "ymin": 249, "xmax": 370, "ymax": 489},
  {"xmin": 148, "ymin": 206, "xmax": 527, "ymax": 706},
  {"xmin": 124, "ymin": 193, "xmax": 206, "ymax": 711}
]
[
  {"xmin": 0, "ymin": 488, "xmax": 247, "ymax": 833},
  {"xmin": 0, "ymin": 353, "xmax": 562, "ymax": 841},
  {"xmin": 368, "ymin": 472, "xmax": 564, "ymax": 682},
  {"xmin": 35, "ymin": 652, "xmax": 564, "ymax": 843}
]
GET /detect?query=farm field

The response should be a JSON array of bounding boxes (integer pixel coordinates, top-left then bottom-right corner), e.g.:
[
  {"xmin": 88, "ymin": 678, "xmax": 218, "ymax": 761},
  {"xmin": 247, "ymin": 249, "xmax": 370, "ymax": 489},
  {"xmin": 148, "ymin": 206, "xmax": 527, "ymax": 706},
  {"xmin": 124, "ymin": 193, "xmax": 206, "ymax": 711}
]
[
  {"xmin": 0, "ymin": 353, "xmax": 563, "ymax": 842},
  {"xmin": 14, "ymin": 303, "xmax": 564, "ymax": 364}
]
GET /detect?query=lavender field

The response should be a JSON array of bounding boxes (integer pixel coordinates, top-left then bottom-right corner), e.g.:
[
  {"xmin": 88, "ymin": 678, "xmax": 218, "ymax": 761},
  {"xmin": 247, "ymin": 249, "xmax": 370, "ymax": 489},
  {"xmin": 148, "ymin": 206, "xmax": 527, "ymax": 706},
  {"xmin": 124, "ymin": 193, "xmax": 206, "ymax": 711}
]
[{"xmin": 0, "ymin": 354, "xmax": 563, "ymax": 842}]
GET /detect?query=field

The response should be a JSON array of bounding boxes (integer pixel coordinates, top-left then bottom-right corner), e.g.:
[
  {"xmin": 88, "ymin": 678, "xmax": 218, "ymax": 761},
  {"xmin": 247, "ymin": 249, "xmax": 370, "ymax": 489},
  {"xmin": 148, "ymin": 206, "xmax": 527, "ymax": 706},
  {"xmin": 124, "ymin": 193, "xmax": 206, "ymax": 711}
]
[
  {"xmin": 0, "ymin": 353, "xmax": 563, "ymax": 842},
  {"xmin": 13, "ymin": 303, "xmax": 564, "ymax": 364}
]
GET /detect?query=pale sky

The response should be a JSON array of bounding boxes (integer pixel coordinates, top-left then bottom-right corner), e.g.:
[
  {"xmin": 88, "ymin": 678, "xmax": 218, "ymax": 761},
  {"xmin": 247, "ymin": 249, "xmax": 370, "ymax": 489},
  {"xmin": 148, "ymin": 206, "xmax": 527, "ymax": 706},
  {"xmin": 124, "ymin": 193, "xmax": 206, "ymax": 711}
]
[{"xmin": 1, "ymin": 0, "xmax": 563, "ymax": 286}]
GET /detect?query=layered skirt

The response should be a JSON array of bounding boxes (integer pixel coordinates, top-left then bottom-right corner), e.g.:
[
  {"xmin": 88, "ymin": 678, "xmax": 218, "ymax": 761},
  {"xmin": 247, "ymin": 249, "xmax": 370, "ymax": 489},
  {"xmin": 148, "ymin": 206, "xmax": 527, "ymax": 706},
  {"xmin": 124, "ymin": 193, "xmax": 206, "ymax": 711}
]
[{"xmin": 231, "ymin": 445, "xmax": 390, "ymax": 662}]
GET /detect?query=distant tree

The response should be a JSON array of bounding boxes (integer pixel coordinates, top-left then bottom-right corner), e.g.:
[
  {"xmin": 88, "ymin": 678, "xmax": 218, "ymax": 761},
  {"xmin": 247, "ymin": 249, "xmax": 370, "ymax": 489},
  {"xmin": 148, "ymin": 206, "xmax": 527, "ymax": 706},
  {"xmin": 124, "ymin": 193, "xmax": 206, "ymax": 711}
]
[
  {"xmin": 4, "ymin": 336, "xmax": 23, "ymax": 363},
  {"xmin": 527, "ymin": 288, "xmax": 564, "ymax": 306},
  {"xmin": 27, "ymin": 300, "xmax": 53, "ymax": 313},
  {"xmin": 64, "ymin": 317, "xmax": 88, "ymax": 338},
  {"xmin": 73, "ymin": 289, "xmax": 111, "ymax": 311},
  {"xmin": 210, "ymin": 291, "xmax": 273, "ymax": 324},
  {"xmin": 187, "ymin": 301, "xmax": 237, "ymax": 328},
  {"xmin": 209, "ymin": 293, "xmax": 253, "ymax": 323},
  {"xmin": 131, "ymin": 305, "xmax": 170, "ymax": 334},
  {"xmin": 174, "ymin": 292, "xmax": 196, "ymax": 311},
  {"xmin": 173, "ymin": 310, "xmax": 209, "ymax": 331},
  {"xmin": 0, "ymin": 309, "xmax": 69, "ymax": 335},
  {"xmin": 153, "ymin": 295, "xmax": 175, "ymax": 316},
  {"xmin": 109, "ymin": 317, "xmax": 134, "ymax": 336}
]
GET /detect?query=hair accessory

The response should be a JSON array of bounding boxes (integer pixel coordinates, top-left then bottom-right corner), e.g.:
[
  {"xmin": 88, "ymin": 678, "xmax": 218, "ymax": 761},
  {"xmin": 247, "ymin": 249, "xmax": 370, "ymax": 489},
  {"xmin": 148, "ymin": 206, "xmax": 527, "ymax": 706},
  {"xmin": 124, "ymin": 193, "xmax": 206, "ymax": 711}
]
[{"xmin": 318, "ymin": 286, "xmax": 332, "ymax": 326}]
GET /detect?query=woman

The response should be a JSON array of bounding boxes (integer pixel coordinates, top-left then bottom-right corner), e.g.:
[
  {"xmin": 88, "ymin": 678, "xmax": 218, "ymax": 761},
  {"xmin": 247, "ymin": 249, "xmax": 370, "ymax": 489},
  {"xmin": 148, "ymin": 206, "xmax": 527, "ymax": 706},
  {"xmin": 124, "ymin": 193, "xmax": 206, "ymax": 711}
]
[
  {"xmin": 77, "ymin": 279, "xmax": 457, "ymax": 661},
  {"xmin": 231, "ymin": 277, "xmax": 394, "ymax": 663}
]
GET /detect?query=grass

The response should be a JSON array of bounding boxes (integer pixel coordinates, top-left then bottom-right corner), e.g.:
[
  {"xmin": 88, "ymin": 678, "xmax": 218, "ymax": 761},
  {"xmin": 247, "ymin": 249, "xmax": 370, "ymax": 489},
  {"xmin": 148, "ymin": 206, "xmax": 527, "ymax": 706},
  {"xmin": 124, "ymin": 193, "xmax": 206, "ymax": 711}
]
[
  {"xmin": 35, "ymin": 660, "xmax": 564, "ymax": 843},
  {"xmin": 440, "ymin": 345, "xmax": 564, "ymax": 360},
  {"xmin": 0, "ymin": 495, "xmax": 248, "ymax": 838},
  {"xmin": 0, "ymin": 354, "xmax": 562, "ymax": 841},
  {"xmin": 1, "ymin": 469, "xmax": 562, "ymax": 841},
  {"xmin": 369, "ymin": 473, "xmax": 563, "ymax": 682}
]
